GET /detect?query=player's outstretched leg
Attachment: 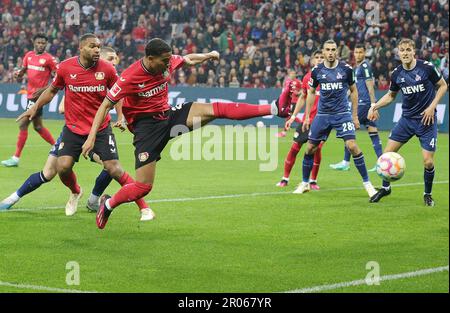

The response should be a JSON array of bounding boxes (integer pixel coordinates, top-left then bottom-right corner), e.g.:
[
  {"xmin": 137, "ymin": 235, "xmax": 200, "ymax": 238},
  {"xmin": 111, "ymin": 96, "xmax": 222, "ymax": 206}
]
[
  {"xmin": 345, "ymin": 139, "xmax": 376, "ymax": 197},
  {"xmin": 0, "ymin": 155, "xmax": 58, "ymax": 210},
  {"xmin": 309, "ymin": 142, "xmax": 323, "ymax": 190},
  {"xmin": 277, "ymin": 141, "xmax": 301, "ymax": 187},
  {"xmin": 330, "ymin": 146, "xmax": 351, "ymax": 171}
]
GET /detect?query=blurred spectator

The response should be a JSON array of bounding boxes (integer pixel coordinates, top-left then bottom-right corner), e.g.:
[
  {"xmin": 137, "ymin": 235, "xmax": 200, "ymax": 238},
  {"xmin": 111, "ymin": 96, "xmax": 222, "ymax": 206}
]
[
  {"xmin": 377, "ymin": 74, "xmax": 390, "ymax": 90},
  {"xmin": 0, "ymin": 0, "xmax": 447, "ymax": 88}
]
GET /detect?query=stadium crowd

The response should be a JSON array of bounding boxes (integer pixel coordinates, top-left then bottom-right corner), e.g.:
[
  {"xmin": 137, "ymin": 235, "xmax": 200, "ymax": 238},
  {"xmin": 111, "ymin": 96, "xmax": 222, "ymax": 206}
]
[{"xmin": 0, "ymin": 0, "xmax": 448, "ymax": 88}]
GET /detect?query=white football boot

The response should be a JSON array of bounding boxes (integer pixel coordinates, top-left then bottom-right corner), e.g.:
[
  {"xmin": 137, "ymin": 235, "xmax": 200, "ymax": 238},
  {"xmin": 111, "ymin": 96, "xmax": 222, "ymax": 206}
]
[{"xmin": 65, "ymin": 188, "xmax": 83, "ymax": 216}]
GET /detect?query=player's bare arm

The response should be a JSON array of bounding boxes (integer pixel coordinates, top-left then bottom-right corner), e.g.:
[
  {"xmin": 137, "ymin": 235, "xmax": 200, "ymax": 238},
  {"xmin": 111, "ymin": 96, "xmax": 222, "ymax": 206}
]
[
  {"xmin": 13, "ymin": 66, "xmax": 26, "ymax": 80},
  {"xmin": 349, "ymin": 84, "xmax": 360, "ymax": 129},
  {"xmin": 16, "ymin": 85, "xmax": 59, "ymax": 122},
  {"xmin": 183, "ymin": 51, "xmax": 220, "ymax": 66},
  {"xmin": 421, "ymin": 77, "xmax": 448, "ymax": 126},
  {"xmin": 302, "ymin": 86, "xmax": 316, "ymax": 132},
  {"xmin": 58, "ymin": 95, "xmax": 65, "ymax": 114},
  {"xmin": 81, "ymin": 97, "xmax": 116, "ymax": 158},
  {"xmin": 112, "ymin": 100, "xmax": 126, "ymax": 132},
  {"xmin": 365, "ymin": 78, "xmax": 377, "ymax": 104},
  {"xmin": 286, "ymin": 89, "xmax": 306, "ymax": 130},
  {"xmin": 368, "ymin": 90, "xmax": 398, "ymax": 121}
]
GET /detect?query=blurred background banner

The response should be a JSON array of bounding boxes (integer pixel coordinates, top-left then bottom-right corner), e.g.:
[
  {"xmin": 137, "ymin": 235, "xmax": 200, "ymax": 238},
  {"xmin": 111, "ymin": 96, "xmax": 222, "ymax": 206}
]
[{"xmin": 0, "ymin": 83, "xmax": 448, "ymax": 132}]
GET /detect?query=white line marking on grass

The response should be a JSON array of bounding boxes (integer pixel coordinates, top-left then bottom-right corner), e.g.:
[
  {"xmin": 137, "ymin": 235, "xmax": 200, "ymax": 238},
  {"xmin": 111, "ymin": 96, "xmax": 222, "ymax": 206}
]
[
  {"xmin": 0, "ymin": 280, "xmax": 98, "ymax": 293},
  {"xmin": 1, "ymin": 180, "xmax": 448, "ymax": 213},
  {"xmin": 284, "ymin": 265, "xmax": 449, "ymax": 293}
]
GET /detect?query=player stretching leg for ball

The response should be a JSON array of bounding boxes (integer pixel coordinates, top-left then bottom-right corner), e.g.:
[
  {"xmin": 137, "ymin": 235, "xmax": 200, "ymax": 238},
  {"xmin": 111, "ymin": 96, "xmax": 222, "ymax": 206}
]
[
  {"xmin": 1, "ymin": 34, "xmax": 57, "ymax": 167},
  {"xmin": 276, "ymin": 50, "xmax": 324, "ymax": 189},
  {"xmin": 293, "ymin": 40, "xmax": 377, "ymax": 197},
  {"xmin": 368, "ymin": 38, "xmax": 447, "ymax": 206},
  {"xmin": 0, "ymin": 47, "xmax": 129, "ymax": 215},
  {"xmin": 330, "ymin": 44, "xmax": 382, "ymax": 172},
  {"xmin": 82, "ymin": 38, "xmax": 291, "ymax": 229},
  {"xmin": 15, "ymin": 34, "xmax": 153, "ymax": 219}
]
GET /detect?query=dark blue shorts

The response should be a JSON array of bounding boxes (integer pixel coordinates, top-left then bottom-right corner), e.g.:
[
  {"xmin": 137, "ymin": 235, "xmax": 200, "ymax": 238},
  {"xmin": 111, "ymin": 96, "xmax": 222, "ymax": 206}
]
[
  {"xmin": 358, "ymin": 104, "xmax": 377, "ymax": 128},
  {"xmin": 308, "ymin": 113, "xmax": 356, "ymax": 144},
  {"xmin": 389, "ymin": 116, "xmax": 438, "ymax": 152}
]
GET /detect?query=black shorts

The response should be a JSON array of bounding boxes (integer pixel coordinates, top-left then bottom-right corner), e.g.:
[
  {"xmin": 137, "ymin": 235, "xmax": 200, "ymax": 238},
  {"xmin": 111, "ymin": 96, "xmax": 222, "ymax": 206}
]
[
  {"xmin": 58, "ymin": 125, "xmax": 119, "ymax": 162},
  {"xmin": 293, "ymin": 123, "xmax": 309, "ymax": 144},
  {"xmin": 26, "ymin": 99, "xmax": 43, "ymax": 117},
  {"xmin": 132, "ymin": 102, "xmax": 193, "ymax": 169}
]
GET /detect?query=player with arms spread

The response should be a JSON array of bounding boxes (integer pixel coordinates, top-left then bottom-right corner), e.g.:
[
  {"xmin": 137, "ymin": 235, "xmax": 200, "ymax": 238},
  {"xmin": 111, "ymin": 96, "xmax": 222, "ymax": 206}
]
[
  {"xmin": 16, "ymin": 34, "xmax": 152, "ymax": 218},
  {"xmin": 368, "ymin": 38, "xmax": 448, "ymax": 206},
  {"xmin": 82, "ymin": 38, "xmax": 290, "ymax": 229},
  {"xmin": 295, "ymin": 40, "xmax": 377, "ymax": 197},
  {"xmin": 276, "ymin": 50, "xmax": 324, "ymax": 189},
  {"xmin": 2, "ymin": 34, "xmax": 57, "ymax": 167}
]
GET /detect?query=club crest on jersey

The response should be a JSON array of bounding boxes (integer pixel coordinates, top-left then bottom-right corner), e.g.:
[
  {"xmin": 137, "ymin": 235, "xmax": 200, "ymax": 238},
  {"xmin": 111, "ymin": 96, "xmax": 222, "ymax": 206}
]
[
  {"xmin": 95, "ymin": 72, "xmax": 105, "ymax": 80},
  {"xmin": 336, "ymin": 72, "xmax": 343, "ymax": 79},
  {"xmin": 39, "ymin": 58, "xmax": 46, "ymax": 64},
  {"xmin": 138, "ymin": 152, "xmax": 149, "ymax": 162},
  {"xmin": 415, "ymin": 74, "xmax": 421, "ymax": 81}
]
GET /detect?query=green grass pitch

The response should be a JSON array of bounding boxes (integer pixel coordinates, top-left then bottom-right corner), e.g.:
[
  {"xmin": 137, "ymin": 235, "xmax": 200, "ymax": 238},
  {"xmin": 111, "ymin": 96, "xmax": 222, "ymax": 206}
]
[{"xmin": 0, "ymin": 118, "xmax": 448, "ymax": 293}]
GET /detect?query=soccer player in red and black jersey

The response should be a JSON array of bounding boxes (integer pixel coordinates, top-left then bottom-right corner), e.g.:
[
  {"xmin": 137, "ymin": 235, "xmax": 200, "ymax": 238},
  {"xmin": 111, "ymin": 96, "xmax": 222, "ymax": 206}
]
[
  {"xmin": 277, "ymin": 50, "xmax": 325, "ymax": 190},
  {"xmin": 1, "ymin": 34, "xmax": 57, "ymax": 168},
  {"xmin": 276, "ymin": 70, "xmax": 302, "ymax": 138},
  {"xmin": 17, "ymin": 34, "xmax": 151, "ymax": 217},
  {"xmin": 82, "ymin": 38, "xmax": 290, "ymax": 229}
]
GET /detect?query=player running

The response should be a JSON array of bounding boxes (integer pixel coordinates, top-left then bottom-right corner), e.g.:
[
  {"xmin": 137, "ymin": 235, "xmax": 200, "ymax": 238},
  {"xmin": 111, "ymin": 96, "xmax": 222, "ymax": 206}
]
[
  {"xmin": 330, "ymin": 44, "xmax": 382, "ymax": 172},
  {"xmin": 2, "ymin": 34, "xmax": 57, "ymax": 167},
  {"xmin": 81, "ymin": 38, "xmax": 291, "ymax": 229},
  {"xmin": 368, "ymin": 38, "xmax": 447, "ymax": 206},
  {"xmin": 15, "ymin": 34, "xmax": 153, "ymax": 220},
  {"xmin": 293, "ymin": 40, "xmax": 377, "ymax": 197},
  {"xmin": 0, "ymin": 47, "xmax": 129, "ymax": 215},
  {"xmin": 276, "ymin": 69, "xmax": 302, "ymax": 138},
  {"xmin": 276, "ymin": 50, "xmax": 324, "ymax": 189}
]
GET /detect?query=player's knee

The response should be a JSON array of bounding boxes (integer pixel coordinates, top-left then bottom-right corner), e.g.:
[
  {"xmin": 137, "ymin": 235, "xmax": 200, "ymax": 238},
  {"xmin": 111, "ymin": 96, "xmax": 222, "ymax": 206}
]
[
  {"xmin": 423, "ymin": 158, "xmax": 434, "ymax": 169},
  {"xmin": 56, "ymin": 162, "xmax": 72, "ymax": 175},
  {"xmin": 33, "ymin": 125, "xmax": 42, "ymax": 132},
  {"xmin": 42, "ymin": 167, "xmax": 57, "ymax": 180},
  {"xmin": 103, "ymin": 161, "xmax": 123, "ymax": 179}
]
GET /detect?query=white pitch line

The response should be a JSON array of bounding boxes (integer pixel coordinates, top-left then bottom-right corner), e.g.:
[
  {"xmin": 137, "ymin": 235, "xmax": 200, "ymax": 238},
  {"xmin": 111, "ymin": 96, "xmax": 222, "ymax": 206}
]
[
  {"xmin": 0, "ymin": 280, "xmax": 98, "ymax": 293},
  {"xmin": 284, "ymin": 265, "xmax": 449, "ymax": 293},
  {"xmin": 0, "ymin": 180, "xmax": 448, "ymax": 213}
]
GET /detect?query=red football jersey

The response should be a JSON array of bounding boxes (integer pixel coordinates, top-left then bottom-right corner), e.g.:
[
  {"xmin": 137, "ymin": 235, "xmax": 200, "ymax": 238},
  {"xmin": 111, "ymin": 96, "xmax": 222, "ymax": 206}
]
[
  {"xmin": 51, "ymin": 57, "xmax": 117, "ymax": 135},
  {"xmin": 22, "ymin": 51, "xmax": 58, "ymax": 99},
  {"xmin": 301, "ymin": 71, "xmax": 320, "ymax": 123},
  {"xmin": 106, "ymin": 55, "xmax": 185, "ymax": 126}
]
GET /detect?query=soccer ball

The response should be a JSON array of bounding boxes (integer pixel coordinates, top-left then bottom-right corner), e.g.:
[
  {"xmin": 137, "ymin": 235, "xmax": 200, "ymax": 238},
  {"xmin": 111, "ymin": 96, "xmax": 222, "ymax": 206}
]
[{"xmin": 376, "ymin": 152, "xmax": 406, "ymax": 182}]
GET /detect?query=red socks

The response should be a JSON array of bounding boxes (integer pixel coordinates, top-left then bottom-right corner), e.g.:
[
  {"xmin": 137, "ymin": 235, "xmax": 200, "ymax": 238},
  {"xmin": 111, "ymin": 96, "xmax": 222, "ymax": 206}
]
[
  {"xmin": 36, "ymin": 127, "xmax": 56, "ymax": 145},
  {"xmin": 114, "ymin": 172, "xmax": 151, "ymax": 210},
  {"xmin": 212, "ymin": 102, "xmax": 272, "ymax": 120},
  {"xmin": 59, "ymin": 171, "xmax": 81, "ymax": 194},
  {"xmin": 284, "ymin": 142, "xmax": 301, "ymax": 178},
  {"xmin": 311, "ymin": 144, "xmax": 323, "ymax": 181},
  {"xmin": 109, "ymin": 180, "xmax": 152, "ymax": 209},
  {"xmin": 14, "ymin": 129, "xmax": 28, "ymax": 158}
]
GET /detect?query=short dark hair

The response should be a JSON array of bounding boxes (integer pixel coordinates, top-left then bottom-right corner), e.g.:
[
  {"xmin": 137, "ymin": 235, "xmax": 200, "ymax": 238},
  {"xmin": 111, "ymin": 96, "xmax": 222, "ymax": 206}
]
[
  {"xmin": 145, "ymin": 38, "xmax": 172, "ymax": 57},
  {"xmin": 79, "ymin": 33, "xmax": 98, "ymax": 45},
  {"xmin": 312, "ymin": 50, "xmax": 322, "ymax": 56},
  {"xmin": 33, "ymin": 33, "xmax": 48, "ymax": 42},
  {"xmin": 323, "ymin": 39, "xmax": 337, "ymax": 47},
  {"xmin": 355, "ymin": 44, "xmax": 366, "ymax": 50}
]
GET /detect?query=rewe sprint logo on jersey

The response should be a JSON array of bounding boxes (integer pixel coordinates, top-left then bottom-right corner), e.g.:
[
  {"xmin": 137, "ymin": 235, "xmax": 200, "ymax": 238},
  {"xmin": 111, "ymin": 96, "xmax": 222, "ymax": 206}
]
[{"xmin": 321, "ymin": 82, "xmax": 344, "ymax": 90}]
